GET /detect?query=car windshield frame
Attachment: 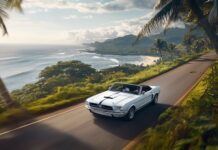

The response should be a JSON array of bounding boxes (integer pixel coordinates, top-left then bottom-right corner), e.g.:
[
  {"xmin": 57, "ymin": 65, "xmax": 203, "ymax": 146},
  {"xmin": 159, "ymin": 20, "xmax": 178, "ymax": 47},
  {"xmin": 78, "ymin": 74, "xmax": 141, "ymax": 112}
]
[{"xmin": 109, "ymin": 83, "xmax": 141, "ymax": 95}]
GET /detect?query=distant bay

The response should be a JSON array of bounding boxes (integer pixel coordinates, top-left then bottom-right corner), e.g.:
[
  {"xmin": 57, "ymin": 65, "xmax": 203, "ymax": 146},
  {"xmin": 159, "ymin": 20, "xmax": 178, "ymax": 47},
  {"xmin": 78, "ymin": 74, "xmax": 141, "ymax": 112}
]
[{"xmin": 0, "ymin": 44, "xmax": 159, "ymax": 91}]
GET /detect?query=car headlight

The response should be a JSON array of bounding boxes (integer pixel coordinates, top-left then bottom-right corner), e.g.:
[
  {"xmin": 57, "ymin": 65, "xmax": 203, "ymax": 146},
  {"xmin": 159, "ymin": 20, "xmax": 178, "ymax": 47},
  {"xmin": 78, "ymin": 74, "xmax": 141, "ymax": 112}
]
[
  {"xmin": 114, "ymin": 106, "xmax": 123, "ymax": 111},
  {"xmin": 85, "ymin": 101, "xmax": 89, "ymax": 106}
]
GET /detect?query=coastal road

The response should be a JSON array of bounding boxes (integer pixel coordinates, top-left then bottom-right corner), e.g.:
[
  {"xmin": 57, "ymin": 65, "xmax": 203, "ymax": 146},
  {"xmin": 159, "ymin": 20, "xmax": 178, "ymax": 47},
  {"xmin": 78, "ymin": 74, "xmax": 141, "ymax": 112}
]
[{"xmin": 0, "ymin": 52, "xmax": 217, "ymax": 150}]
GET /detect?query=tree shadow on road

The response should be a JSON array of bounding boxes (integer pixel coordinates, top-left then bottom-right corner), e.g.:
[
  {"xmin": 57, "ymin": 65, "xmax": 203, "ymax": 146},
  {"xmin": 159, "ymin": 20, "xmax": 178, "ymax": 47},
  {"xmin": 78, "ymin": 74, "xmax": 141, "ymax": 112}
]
[
  {"xmin": 93, "ymin": 103, "xmax": 171, "ymax": 140},
  {"xmin": 0, "ymin": 122, "xmax": 95, "ymax": 150}
]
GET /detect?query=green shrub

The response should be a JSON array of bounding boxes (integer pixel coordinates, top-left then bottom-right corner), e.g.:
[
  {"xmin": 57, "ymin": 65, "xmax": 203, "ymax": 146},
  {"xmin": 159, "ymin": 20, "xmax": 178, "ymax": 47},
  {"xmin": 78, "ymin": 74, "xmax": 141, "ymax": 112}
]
[{"xmin": 136, "ymin": 60, "xmax": 218, "ymax": 150}]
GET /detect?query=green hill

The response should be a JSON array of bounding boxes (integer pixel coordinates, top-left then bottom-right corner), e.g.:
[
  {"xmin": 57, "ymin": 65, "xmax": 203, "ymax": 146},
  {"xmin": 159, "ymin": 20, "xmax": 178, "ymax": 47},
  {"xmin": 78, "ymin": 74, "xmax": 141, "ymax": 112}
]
[{"xmin": 87, "ymin": 27, "xmax": 201, "ymax": 55}]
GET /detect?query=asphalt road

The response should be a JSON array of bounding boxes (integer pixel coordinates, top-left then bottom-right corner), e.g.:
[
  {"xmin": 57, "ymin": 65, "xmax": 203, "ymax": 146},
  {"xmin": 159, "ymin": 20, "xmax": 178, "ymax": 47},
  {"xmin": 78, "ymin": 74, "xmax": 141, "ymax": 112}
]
[{"xmin": 0, "ymin": 53, "xmax": 217, "ymax": 150}]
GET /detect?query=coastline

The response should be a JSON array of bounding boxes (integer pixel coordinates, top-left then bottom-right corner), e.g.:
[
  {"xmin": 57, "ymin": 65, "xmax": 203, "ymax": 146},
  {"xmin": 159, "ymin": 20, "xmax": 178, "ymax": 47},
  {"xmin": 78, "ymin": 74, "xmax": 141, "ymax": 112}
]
[
  {"xmin": 85, "ymin": 49, "xmax": 157, "ymax": 56},
  {"xmin": 1, "ymin": 48, "xmax": 159, "ymax": 91},
  {"xmin": 137, "ymin": 56, "xmax": 159, "ymax": 66}
]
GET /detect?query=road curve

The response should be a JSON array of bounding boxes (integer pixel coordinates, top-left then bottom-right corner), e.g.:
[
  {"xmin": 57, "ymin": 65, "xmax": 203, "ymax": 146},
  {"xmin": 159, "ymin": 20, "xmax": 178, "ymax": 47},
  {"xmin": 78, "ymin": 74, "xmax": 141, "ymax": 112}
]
[{"xmin": 0, "ymin": 53, "xmax": 217, "ymax": 150}]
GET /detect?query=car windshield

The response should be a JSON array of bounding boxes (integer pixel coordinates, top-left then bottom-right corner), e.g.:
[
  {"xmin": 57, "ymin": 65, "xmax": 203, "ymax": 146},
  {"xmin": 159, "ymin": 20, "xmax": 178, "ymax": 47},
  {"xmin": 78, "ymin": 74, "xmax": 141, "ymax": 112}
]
[{"xmin": 110, "ymin": 83, "xmax": 140, "ymax": 95}]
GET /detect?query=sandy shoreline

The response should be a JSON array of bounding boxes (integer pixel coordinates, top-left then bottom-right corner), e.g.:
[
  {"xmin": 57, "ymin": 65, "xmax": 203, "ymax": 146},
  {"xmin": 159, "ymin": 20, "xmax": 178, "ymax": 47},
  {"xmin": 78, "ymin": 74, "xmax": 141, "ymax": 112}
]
[{"xmin": 137, "ymin": 56, "xmax": 160, "ymax": 66}]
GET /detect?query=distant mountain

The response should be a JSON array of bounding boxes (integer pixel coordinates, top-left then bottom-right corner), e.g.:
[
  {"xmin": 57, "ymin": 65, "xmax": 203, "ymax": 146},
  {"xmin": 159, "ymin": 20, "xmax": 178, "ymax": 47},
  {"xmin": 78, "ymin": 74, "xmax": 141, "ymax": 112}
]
[{"xmin": 87, "ymin": 27, "xmax": 202, "ymax": 55}]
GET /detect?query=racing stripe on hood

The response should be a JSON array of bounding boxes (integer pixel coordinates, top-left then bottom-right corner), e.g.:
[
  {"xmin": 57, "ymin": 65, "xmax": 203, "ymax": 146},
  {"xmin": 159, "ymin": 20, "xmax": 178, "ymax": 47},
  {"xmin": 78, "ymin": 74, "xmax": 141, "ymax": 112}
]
[
  {"xmin": 98, "ymin": 92, "xmax": 120, "ymax": 105},
  {"xmin": 116, "ymin": 95, "xmax": 135, "ymax": 105},
  {"xmin": 99, "ymin": 92, "xmax": 135, "ymax": 105}
]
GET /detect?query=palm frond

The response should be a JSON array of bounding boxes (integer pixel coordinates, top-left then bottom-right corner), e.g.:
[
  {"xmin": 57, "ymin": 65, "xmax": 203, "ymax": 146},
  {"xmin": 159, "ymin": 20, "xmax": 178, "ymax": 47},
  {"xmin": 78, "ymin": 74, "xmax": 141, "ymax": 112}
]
[
  {"xmin": 0, "ymin": 0, "xmax": 23, "ymax": 35},
  {"xmin": 208, "ymin": 0, "xmax": 218, "ymax": 25},
  {"xmin": 155, "ymin": 0, "xmax": 171, "ymax": 9},
  {"xmin": 6, "ymin": 0, "xmax": 23, "ymax": 12},
  {"xmin": 0, "ymin": 0, "xmax": 8, "ymax": 17},
  {"xmin": 136, "ymin": 0, "xmax": 182, "ymax": 43},
  {"xmin": 0, "ymin": 7, "xmax": 8, "ymax": 18},
  {"xmin": 0, "ymin": 17, "xmax": 7, "ymax": 35}
]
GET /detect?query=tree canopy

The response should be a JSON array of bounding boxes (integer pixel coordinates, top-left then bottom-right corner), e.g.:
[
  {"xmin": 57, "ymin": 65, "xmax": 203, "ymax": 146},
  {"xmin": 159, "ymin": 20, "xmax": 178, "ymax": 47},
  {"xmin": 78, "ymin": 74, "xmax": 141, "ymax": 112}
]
[
  {"xmin": 137, "ymin": 0, "xmax": 218, "ymax": 54},
  {"xmin": 39, "ymin": 60, "xmax": 96, "ymax": 80}
]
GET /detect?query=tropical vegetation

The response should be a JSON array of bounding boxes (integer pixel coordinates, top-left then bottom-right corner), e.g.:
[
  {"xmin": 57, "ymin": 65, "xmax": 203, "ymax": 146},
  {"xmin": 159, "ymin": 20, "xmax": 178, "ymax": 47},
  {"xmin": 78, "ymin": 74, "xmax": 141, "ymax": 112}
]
[
  {"xmin": 136, "ymin": 60, "xmax": 218, "ymax": 150},
  {"xmin": 137, "ymin": 0, "xmax": 218, "ymax": 54}
]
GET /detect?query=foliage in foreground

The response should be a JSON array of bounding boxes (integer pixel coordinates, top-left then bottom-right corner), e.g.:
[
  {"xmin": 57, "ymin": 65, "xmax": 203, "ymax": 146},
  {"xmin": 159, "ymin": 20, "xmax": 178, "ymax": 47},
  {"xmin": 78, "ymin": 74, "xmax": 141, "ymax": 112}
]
[{"xmin": 136, "ymin": 60, "xmax": 218, "ymax": 150}]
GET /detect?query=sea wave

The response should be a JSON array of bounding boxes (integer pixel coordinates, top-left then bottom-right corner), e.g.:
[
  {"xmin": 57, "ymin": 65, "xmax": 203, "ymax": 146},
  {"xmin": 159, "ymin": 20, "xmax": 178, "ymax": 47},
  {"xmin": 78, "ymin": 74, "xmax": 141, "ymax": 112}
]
[
  {"xmin": 92, "ymin": 56, "xmax": 120, "ymax": 64},
  {"xmin": 56, "ymin": 52, "xmax": 66, "ymax": 55},
  {"xmin": 109, "ymin": 64, "xmax": 119, "ymax": 67},
  {"xmin": 0, "ymin": 56, "xmax": 20, "ymax": 61},
  {"xmin": 5, "ymin": 70, "xmax": 34, "ymax": 79},
  {"xmin": 43, "ymin": 54, "xmax": 75, "ymax": 60},
  {"xmin": 109, "ymin": 58, "xmax": 119, "ymax": 64},
  {"xmin": 92, "ymin": 56, "xmax": 101, "ymax": 59}
]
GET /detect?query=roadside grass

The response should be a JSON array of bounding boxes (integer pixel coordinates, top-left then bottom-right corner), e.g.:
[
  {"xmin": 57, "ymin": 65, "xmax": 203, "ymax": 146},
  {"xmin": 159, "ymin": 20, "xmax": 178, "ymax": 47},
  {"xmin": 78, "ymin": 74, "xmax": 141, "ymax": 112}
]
[
  {"xmin": 0, "ymin": 108, "xmax": 31, "ymax": 126},
  {"xmin": 0, "ymin": 51, "xmax": 208, "ymax": 127},
  {"xmin": 136, "ymin": 60, "xmax": 218, "ymax": 150}
]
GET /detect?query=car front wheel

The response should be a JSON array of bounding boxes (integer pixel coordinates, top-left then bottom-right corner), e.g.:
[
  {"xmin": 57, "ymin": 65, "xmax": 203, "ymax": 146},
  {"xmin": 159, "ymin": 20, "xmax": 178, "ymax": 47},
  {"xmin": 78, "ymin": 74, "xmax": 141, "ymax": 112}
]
[{"xmin": 125, "ymin": 107, "xmax": 135, "ymax": 120}]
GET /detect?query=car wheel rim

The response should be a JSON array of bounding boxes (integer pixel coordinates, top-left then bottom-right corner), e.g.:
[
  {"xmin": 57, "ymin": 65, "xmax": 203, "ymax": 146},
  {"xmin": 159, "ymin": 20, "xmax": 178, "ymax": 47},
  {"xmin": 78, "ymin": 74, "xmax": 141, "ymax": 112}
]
[
  {"xmin": 155, "ymin": 96, "xmax": 158, "ymax": 103},
  {"xmin": 129, "ymin": 109, "xmax": 134, "ymax": 119}
]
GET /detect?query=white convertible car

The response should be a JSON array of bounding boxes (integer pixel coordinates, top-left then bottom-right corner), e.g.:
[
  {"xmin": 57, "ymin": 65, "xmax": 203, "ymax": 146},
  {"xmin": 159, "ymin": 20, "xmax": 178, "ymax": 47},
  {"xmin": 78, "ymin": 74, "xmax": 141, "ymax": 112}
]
[{"xmin": 85, "ymin": 83, "xmax": 160, "ymax": 120}]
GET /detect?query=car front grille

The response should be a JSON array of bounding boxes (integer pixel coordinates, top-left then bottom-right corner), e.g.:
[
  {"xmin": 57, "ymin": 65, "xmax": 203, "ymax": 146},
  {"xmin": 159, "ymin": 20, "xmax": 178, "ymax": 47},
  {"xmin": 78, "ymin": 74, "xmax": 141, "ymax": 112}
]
[
  {"xmin": 89, "ymin": 103, "xmax": 113, "ymax": 111},
  {"xmin": 90, "ymin": 103, "xmax": 98, "ymax": 108}
]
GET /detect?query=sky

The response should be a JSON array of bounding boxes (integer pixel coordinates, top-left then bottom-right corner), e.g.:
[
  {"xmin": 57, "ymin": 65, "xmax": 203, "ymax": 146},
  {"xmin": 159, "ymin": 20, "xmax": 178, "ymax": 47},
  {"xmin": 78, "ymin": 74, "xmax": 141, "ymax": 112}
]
[{"xmin": 0, "ymin": 0, "xmax": 171, "ymax": 45}]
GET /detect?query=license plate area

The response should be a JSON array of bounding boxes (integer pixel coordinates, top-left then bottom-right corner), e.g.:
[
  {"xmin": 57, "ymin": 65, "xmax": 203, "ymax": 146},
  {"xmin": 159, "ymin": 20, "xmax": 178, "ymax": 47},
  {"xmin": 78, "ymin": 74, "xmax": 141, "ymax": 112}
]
[{"xmin": 92, "ymin": 107, "xmax": 111, "ymax": 113}]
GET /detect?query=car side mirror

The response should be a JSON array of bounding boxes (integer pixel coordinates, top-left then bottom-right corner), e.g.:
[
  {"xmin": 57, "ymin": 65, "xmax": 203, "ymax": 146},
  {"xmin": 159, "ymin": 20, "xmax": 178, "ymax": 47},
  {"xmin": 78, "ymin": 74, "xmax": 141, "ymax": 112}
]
[{"xmin": 142, "ymin": 91, "xmax": 146, "ymax": 95}]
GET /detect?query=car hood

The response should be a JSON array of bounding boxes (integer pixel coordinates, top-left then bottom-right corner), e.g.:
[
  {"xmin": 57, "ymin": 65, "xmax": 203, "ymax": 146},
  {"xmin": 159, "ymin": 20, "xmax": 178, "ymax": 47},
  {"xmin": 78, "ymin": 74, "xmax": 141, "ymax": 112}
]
[{"xmin": 87, "ymin": 90, "xmax": 139, "ymax": 106}]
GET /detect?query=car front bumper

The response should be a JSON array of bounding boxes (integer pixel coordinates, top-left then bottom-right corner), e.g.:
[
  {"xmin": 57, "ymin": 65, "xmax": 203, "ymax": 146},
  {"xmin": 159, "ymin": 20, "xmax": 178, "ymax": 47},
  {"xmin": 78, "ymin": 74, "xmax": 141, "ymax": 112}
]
[{"xmin": 85, "ymin": 105, "xmax": 127, "ymax": 118}]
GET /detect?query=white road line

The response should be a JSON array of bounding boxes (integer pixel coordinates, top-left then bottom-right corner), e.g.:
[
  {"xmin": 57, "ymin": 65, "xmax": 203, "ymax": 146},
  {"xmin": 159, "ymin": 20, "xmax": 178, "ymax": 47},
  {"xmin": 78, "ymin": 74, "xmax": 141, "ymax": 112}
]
[{"xmin": 0, "ymin": 104, "xmax": 84, "ymax": 136}]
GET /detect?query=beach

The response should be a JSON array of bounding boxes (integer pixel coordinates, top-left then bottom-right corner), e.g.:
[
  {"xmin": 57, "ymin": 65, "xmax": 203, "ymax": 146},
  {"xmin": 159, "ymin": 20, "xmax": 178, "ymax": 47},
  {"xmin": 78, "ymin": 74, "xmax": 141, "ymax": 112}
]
[{"xmin": 137, "ymin": 56, "xmax": 159, "ymax": 66}]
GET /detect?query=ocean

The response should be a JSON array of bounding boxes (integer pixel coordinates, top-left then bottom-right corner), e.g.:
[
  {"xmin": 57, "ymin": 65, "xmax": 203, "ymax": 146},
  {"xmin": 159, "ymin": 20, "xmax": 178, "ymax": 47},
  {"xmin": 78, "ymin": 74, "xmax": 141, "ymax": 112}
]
[{"xmin": 0, "ymin": 44, "xmax": 158, "ymax": 91}]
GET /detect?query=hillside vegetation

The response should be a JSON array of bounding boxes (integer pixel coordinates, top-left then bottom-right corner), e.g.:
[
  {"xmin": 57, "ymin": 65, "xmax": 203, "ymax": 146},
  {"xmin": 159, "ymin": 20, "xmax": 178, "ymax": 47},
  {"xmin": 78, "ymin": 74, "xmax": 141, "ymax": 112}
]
[
  {"xmin": 88, "ymin": 27, "xmax": 203, "ymax": 55},
  {"xmin": 136, "ymin": 60, "xmax": 218, "ymax": 150}
]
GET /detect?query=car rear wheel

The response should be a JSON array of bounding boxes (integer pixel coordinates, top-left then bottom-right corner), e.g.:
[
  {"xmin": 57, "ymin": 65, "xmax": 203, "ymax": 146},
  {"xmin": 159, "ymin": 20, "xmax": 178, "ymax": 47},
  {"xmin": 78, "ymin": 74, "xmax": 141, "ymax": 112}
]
[
  {"xmin": 125, "ymin": 107, "xmax": 135, "ymax": 120},
  {"xmin": 151, "ymin": 94, "xmax": 158, "ymax": 104}
]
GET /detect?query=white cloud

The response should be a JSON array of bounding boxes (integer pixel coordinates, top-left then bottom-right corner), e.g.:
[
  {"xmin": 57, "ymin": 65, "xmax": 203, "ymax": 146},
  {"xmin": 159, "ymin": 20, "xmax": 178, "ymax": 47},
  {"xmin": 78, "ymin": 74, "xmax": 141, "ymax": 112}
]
[
  {"xmin": 68, "ymin": 11, "xmax": 155, "ymax": 43},
  {"xmin": 64, "ymin": 15, "xmax": 79, "ymax": 20},
  {"xmin": 67, "ymin": 10, "xmax": 185, "ymax": 44},
  {"xmin": 26, "ymin": 8, "xmax": 48, "ymax": 14},
  {"xmin": 83, "ymin": 15, "xmax": 93, "ymax": 19},
  {"xmin": 24, "ymin": 0, "xmax": 156, "ymax": 13},
  {"xmin": 64, "ymin": 15, "xmax": 93, "ymax": 20}
]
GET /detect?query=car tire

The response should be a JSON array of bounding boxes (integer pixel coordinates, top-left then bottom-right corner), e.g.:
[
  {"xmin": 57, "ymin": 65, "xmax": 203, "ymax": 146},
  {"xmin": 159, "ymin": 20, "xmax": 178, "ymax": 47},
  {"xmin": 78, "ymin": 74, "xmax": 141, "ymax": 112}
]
[
  {"xmin": 125, "ymin": 107, "xmax": 135, "ymax": 120},
  {"xmin": 151, "ymin": 94, "xmax": 158, "ymax": 104}
]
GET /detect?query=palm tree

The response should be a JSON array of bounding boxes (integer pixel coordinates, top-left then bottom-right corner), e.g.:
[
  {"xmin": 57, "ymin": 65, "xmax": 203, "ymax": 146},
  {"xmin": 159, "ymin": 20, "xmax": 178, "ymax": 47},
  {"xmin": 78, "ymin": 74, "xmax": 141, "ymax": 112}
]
[
  {"xmin": 154, "ymin": 38, "xmax": 167, "ymax": 61},
  {"xmin": 0, "ymin": 0, "xmax": 22, "ymax": 108},
  {"xmin": 168, "ymin": 43, "xmax": 176, "ymax": 59},
  {"xmin": 183, "ymin": 33, "xmax": 197, "ymax": 53},
  {"xmin": 137, "ymin": 0, "xmax": 218, "ymax": 54}
]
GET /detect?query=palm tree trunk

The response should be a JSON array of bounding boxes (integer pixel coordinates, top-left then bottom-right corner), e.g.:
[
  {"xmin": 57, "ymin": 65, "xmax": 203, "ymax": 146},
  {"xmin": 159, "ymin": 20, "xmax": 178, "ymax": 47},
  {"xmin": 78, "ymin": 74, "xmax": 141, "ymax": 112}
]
[
  {"xmin": 189, "ymin": 0, "xmax": 218, "ymax": 54},
  {"xmin": 171, "ymin": 52, "xmax": 173, "ymax": 60},
  {"xmin": 0, "ymin": 78, "xmax": 18, "ymax": 108},
  {"xmin": 159, "ymin": 49, "xmax": 163, "ymax": 61}
]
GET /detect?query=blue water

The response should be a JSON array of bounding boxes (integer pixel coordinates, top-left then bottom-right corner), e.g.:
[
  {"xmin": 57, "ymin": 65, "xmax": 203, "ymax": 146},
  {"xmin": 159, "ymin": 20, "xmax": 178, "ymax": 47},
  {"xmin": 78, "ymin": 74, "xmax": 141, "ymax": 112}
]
[{"xmin": 0, "ymin": 44, "xmax": 157, "ymax": 91}]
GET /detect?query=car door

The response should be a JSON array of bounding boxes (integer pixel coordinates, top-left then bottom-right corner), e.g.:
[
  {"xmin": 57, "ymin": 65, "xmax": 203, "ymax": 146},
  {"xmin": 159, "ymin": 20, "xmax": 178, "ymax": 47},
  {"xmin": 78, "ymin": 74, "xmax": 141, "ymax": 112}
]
[{"xmin": 140, "ymin": 86, "xmax": 153, "ymax": 107}]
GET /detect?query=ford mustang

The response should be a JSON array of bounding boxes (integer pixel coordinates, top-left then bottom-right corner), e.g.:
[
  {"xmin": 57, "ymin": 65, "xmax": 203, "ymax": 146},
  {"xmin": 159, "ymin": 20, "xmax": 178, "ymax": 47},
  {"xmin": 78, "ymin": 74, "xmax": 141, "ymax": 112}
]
[{"xmin": 85, "ymin": 83, "xmax": 160, "ymax": 120}]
